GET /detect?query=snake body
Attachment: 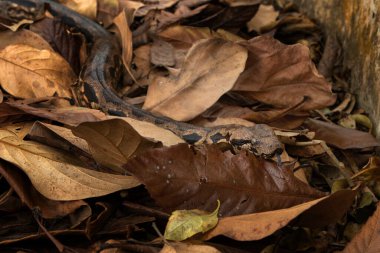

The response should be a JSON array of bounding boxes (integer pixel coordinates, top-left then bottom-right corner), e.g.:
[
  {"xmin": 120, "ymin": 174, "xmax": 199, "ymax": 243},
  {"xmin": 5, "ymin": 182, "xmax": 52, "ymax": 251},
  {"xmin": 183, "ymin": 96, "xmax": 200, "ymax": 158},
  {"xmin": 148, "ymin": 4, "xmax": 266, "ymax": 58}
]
[{"xmin": 0, "ymin": 0, "xmax": 283, "ymax": 157}]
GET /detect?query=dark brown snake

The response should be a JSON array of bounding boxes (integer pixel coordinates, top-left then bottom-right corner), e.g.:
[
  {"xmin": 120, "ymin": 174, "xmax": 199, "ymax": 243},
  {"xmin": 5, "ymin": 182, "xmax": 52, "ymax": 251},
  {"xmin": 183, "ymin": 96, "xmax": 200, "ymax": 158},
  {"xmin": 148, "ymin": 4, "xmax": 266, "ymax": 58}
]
[{"xmin": 0, "ymin": 0, "xmax": 283, "ymax": 157}]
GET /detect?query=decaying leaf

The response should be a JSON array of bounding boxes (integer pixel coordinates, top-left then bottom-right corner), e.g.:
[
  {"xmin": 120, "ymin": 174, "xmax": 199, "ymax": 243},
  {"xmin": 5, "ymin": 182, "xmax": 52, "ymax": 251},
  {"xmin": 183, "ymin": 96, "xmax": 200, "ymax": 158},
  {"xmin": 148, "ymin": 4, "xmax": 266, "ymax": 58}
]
[
  {"xmin": 304, "ymin": 118, "xmax": 380, "ymax": 149},
  {"xmin": 164, "ymin": 200, "xmax": 220, "ymax": 241},
  {"xmin": 0, "ymin": 44, "xmax": 75, "ymax": 99},
  {"xmin": 233, "ymin": 36, "xmax": 336, "ymax": 114},
  {"xmin": 0, "ymin": 129, "xmax": 140, "ymax": 200},
  {"xmin": 342, "ymin": 202, "xmax": 380, "ymax": 253},
  {"xmin": 73, "ymin": 119, "xmax": 159, "ymax": 173},
  {"xmin": 125, "ymin": 144, "xmax": 325, "ymax": 217},
  {"xmin": 204, "ymin": 189, "xmax": 357, "ymax": 240},
  {"xmin": 143, "ymin": 39, "xmax": 248, "ymax": 121}
]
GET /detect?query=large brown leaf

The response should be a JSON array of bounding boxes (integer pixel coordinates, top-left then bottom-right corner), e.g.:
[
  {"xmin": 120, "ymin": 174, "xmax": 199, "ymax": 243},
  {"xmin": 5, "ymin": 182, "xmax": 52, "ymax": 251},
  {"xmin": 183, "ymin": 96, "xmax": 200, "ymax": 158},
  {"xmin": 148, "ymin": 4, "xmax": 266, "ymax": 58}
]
[
  {"xmin": 304, "ymin": 118, "xmax": 380, "ymax": 149},
  {"xmin": 0, "ymin": 29, "xmax": 53, "ymax": 51},
  {"xmin": 124, "ymin": 144, "xmax": 325, "ymax": 217},
  {"xmin": 233, "ymin": 36, "xmax": 336, "ymax": 112},
  {"xmin": 0, "ymin": 44, "xmax": 75, "ymax": 98},
  {"xmin": 342, "ymin": 202, "xmax": 380, "ymax": 253},
  {"xmin": 143, "ymin": 39, "xmax": 248, "ymax": 121},
  {"xmin": 73, "ymin": 119, "xmax": 159, "ymax": 173},
  {"xmin": 0, "ymin": 129, "xmax": 140, "ymax": 201},
  {"xmin": 203, "ymin": 189, "xmax": 357, "ymax": 241}
]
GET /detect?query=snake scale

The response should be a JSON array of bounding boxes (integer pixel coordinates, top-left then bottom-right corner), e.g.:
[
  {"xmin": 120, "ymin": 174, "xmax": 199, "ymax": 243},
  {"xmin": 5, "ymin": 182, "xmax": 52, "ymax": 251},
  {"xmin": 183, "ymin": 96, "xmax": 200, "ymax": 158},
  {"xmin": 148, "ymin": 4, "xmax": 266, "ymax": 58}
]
[{"xmin": 0, "ymin": 0, "xmax": 283, "ymax": 157}]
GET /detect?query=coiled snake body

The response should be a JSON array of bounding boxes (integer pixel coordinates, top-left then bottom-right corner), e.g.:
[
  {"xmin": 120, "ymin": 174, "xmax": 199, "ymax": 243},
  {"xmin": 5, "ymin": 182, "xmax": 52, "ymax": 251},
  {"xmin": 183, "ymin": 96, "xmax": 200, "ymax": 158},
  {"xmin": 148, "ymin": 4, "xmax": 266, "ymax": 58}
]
[{"xmin": 0, "ymin": 0, "xmax": 283, "ymax": 157}]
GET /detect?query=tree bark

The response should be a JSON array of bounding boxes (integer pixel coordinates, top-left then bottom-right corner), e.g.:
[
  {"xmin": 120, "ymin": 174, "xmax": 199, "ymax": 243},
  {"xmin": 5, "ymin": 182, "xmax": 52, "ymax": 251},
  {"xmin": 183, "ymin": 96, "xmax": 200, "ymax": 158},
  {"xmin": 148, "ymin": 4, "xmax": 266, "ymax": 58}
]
[{"xmin": 292, "ymin": 0, "xmax": 380, "ymax": 136}]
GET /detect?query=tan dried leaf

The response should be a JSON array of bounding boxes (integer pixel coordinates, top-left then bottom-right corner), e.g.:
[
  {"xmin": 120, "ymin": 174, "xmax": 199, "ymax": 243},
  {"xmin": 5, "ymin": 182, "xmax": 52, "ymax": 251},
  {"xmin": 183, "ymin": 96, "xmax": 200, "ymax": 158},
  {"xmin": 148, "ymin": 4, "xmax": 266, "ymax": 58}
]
[
  {"xmin": 113, "ymin": 9, "xmax": 133, "ymax": 70},
  {"xmin": 143, "ymin": 39, "xmax": 248, "ymax": 121},
  {"xmin": 60, "ymin": 0, "xmax": 97, "ymax": 20},
  {"xmin": 0, "ymin": 29, "xmax": 53, "ymax": 51},
  {"xmin": 0, "ymin": 44, "xmax": 75, "ymax": 99},
  {"xmin": 247, "ymin": 4, "xmax": 279, "ymax": 33},
  {"xmin": 0, "ymin": 129, "xmax": 140, "ymax": 201}
]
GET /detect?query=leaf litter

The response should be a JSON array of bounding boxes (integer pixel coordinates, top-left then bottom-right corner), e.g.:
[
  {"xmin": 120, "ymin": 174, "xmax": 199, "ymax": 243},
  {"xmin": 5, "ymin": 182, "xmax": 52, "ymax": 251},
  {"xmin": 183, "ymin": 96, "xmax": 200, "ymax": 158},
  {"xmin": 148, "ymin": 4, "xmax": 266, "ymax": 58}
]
[{"xmin": 0, "ymin": 0, "xmax": 378, "ymax": 252}]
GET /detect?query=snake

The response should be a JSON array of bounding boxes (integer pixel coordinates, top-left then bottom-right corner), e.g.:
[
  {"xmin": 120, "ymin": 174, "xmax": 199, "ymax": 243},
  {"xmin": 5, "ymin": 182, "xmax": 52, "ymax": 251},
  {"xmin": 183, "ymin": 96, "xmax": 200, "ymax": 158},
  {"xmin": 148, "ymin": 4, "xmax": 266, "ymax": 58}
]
[{"xmin": 0, "ymin": 0, "xmax": 283, "ymax": 157}]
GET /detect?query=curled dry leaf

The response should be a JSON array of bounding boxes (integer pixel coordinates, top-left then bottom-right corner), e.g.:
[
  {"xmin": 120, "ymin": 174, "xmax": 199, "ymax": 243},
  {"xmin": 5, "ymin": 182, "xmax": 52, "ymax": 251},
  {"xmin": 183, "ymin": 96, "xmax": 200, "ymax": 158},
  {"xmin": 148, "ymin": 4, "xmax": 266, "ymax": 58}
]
[
  {"xmin": 0, "ymin": 44, "xmax": 75, "ymax": 99},
  {"xmin": 233, "ymin": 36, "xmax": 336, "ymax": 113},
  {"xmin": 73, "ymin": 119, "xmax": 159, "ymax": 173},
  {"xmin": 342, "ymin": 202, "xmax": 380, "ymax": 253},
  {"xmin": 204, "ymin": 189, "xmax": 357, "ymax": 241},
  {"xmin": 97, "ymin": 0, "xmax": 120, "ymax": 27},
  {"xmin": 113, "ymin": 9, "xmax": 133, "ymax": 70},
  {"xmin": 143, "ymin": 39, "xmax": 248, "ymax": 121},
  {"xmin": 0, "ymin": 129, "xmax": 140, "ymax": 201},
  {"xmin": 125, "ymin": 144, "xmax": 324, "ymax": 217},
  {"xmin": 304, "ymin": 118, "xmax": 380, "ymax": 149}
]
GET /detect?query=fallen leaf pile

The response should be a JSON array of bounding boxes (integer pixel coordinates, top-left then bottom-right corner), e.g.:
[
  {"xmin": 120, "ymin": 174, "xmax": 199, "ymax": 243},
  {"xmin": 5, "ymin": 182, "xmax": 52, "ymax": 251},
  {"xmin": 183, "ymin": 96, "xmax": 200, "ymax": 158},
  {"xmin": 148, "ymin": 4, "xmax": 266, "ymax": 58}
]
[{"xmin": 0, "ymin": 0, "xmax": 379, "ymax": 252}]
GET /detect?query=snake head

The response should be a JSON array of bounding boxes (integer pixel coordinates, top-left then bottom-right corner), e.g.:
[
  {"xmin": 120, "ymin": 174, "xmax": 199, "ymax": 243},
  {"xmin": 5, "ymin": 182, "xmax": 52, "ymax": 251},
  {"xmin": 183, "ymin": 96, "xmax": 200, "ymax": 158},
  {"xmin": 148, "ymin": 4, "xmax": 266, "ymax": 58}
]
[
  {"xmin": 0, "ymin": 0, "xmax": 45, "ymax": 26},
  {"xmin": 228, "ymin": 124, "xmax": 283, "ymax": 158}
]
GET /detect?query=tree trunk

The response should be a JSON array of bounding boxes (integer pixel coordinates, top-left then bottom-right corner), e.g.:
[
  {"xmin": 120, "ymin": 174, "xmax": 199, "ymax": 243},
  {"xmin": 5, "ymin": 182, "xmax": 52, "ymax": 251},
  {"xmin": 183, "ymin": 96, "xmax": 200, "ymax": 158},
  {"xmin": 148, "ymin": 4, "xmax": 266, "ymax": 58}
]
[{"xmin": 292, "ymin": 0, "xmax": 380, "ymax": 136}]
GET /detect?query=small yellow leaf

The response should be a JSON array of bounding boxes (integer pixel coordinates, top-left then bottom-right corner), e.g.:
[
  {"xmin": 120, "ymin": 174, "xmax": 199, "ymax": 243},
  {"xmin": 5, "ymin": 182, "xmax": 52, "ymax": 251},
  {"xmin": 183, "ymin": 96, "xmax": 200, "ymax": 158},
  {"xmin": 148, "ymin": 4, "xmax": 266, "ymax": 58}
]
[{"xmin": 164, "ymin": 200, "xmax": 220, "ymax": 241}]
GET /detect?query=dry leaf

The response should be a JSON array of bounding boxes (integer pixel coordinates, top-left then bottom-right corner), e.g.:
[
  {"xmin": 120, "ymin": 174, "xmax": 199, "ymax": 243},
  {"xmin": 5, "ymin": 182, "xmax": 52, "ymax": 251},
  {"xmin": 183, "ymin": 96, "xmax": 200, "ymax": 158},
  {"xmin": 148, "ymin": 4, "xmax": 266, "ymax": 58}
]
[
  {"xmin": 60, "ymin": 0, "xmax": 97, "ymax": 20},
  {"xmin": 7, "ymin": 103, "xmax": 107, "ymax": 126},
  {"xmin": 221, "ymin": 0, "xmax": 262, "ymax": 6},
  {"xmin": 125, "ymin": 144, "xmax": 325, "ymax": 217},
  {"xmin": 0, "ymin": 162, "xmax": 91, "ymax": 219},
  {"xmin": 234, "ymin": 36, "xmax": 336, "ymax": 113},
  {"xmin": 0, "ymin": 29, "xmax": 53, "ymax": 51},
  {"xmin": 113, "ymin": 9, "xmax": 134, "ymax": 70},
  {"xmin": 161, "ymin": 242, "xmax": 221, "ymax": 253},
  {"xmin": 0, "ymin": 44, "xmax": 75, "ymax": 99},
  {"xmin": 204, "ymin": 189, "xmax": 357, "ymax": 240},
  {"xmin": 27, "ymin": 121, "xmax": 91, "ymax": 156},
  {"xmin": 30, "ymin": 18, "xmax": 84, "ymax": 74},
  {"xmin": 112, "ymin": 117, "xmax": 185, "ymax": 146},
  {"xmin": 164, "ymin": 200, "xmax": 220, "ymax": 241},
  {"xmin": 143, "ymin": 39, "xmax": 248, "ymax": 121},
  {"xmin": 0, "ymin": 129, "xmax": 140, "ymax": 200},
  {"xmin": 158, "ymin": 25, "xmax": 244, "ymax": 49},
  {"xmin": 73, "ymin": 119, "xmax": 159, "ymax": 173},
  {"xmin": 304, "ymin": 118, "xmax": 380, "ymax": 149},
  {"xmin": 247, "ymin": 4, "xmax": 279, "ymax": 33},
  {"xmin": 342, "ymin": 202, "xmax": 380, "ymax": 253},
  {"xmin": 97, "ymin": 0, "xmax": 120, "ymax": 27}
]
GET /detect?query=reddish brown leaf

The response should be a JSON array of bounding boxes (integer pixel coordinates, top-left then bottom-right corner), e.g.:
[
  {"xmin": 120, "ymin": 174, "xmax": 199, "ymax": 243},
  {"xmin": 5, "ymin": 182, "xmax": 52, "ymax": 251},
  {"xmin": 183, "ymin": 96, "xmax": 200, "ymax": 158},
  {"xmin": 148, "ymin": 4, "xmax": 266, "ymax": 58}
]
[
  {"xmin": 125, "ymin": 144, "xmax": 325, "ymax": 217},
  {"xmin": 304, "ymin": 118, "xmax": 380, "ymax": 149},
  {"xmin": 342, "ymin": 202, "xmax": 380, "ymax": 253},
  {"xmin": 233, "ymin": 36, "xmax": 336, "ymax": 113}
]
